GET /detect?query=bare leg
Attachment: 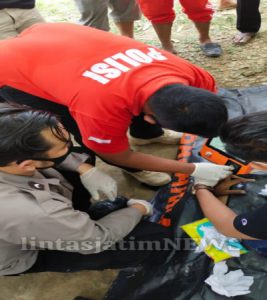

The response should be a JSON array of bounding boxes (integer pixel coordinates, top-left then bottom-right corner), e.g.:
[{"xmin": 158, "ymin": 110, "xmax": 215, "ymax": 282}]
[
  {"xmin": 151, "ymin": 22, "xmax": 177, "ymax": 54},
  {"xmin": 115, "ymin": 21, "xmax": 134, "ymax": 38},
  {"xmin": 194, "ymin": 21, "xmax": 211, "ymax": 45},
  {"xmin": 218, "ymin": 0, "xmax": 237, "ymax": 10},
  {"xmin": 194, "ymin": 21, "xmax": 222, "ymax": 57},
  {"xmin": 233, "ymin": 0, "xmax": 260, "ymax": 45}
]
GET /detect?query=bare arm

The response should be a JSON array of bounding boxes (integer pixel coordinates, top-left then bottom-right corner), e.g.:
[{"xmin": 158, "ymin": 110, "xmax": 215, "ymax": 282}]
[
  {"xmin": 195, "ymin": 189, "xmax": 256, "ymax": 240},
  {"xmin": 97, "ymin": 148, "xmax": 195, "ymax": 174}
]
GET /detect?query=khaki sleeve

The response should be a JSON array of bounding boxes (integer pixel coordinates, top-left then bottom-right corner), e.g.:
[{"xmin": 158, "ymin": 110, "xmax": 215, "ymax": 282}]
[{"xmin": 8, "ymin": 193, "xmax": 143, "ymax": 254}]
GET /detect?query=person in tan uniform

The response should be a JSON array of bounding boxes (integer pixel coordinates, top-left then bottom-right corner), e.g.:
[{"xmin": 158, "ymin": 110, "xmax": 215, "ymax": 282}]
[
  {"xmin": 0, "ymin": 103, "xmax": 172, "ymax": 276},
  {"xmin": 0, "ymin": 0, "xmax": 45, "ymax": 40},
  {"xmin": 0, "ymin": 1, "xmax": 45, "ymax": 102},
  {"xmin": 73, "ymin": 0, "xmax": 140, "ymax": 38}
]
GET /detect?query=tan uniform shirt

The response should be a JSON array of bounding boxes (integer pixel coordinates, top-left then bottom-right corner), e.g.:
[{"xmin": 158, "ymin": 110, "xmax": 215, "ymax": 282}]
[{"xmin": 0, "ymin": 153, "xmax": 142, "ymax": 275}]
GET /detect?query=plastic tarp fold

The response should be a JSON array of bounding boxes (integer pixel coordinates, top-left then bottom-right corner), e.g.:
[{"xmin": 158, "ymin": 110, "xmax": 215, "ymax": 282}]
[{"xmin": 105, "ymin": 86, "xmax": 267, "ymax": 300}]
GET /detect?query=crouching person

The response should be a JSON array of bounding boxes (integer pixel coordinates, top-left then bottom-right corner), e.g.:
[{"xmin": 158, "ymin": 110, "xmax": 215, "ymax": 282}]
[
  {"xmin": 193, "ymin": 111, "xmax": 267, "ymax": 254},
  {"xmin": 0, "ymin": 103, "xmax": 172, "ymax": 276}
]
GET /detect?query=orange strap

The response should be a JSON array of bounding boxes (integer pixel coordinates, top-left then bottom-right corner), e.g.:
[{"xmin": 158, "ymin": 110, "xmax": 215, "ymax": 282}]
[{"xmin": 159, "ymin": 134, "xmax": 197, "ymax": 227}]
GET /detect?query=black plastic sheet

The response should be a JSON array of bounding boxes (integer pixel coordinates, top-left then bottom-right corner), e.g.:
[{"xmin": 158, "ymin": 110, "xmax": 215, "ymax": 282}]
[
  {"xmin": 105, "ymin": 173, "xmax": 267, "ymax": 300},
  {"xmin": 105, "ymin": 86, "xmax": 267, "ymax": 300}
]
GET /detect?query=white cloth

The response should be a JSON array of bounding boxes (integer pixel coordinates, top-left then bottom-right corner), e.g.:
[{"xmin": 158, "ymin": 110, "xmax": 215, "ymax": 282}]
[{"xmin": 205, "ymin": 261, "xmax": 254, "ymax": 297}]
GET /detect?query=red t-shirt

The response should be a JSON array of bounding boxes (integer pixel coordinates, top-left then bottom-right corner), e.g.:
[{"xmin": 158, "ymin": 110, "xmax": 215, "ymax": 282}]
[{"xmin": 0, "ymin": 23, "xmax": 216, "ymax": 153}]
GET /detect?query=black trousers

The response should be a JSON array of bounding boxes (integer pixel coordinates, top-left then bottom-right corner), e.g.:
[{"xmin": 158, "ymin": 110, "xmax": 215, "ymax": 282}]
[
  {"xmin": 23, "ymin": 221, "xmax": 172, "ymax": 273},
  {"xmin": 21, "ymin": 170, "xmax": 173, "ymax": 273},
  {"xmin": 0, "ymin": 86, "xmax": 164, "ymax": 173},
  {"xmin": 237, "ymin": 0, "xmax": 261, "ymax": 33}
]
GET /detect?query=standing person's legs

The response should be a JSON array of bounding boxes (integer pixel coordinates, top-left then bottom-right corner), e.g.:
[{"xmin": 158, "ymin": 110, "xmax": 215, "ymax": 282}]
[
  {"xmin": 179, "ymin": 0, "xmax": 222, "ymax": 57},
  {"xmin": 74, "ymin": 0, "xmax": 110, "ymax": 31},
  {"xmin": 137, "ymin": 0, "xmax": 176, "ymax": 53},
  {"xmin": 110, "ymin": 0, "xmax": 141, "ymax": 38},
  {"xmin": 233, "ymin": 0, "xmax": 261, "ymax": 44},
  {"xmin": 218, "ymin": 0, "xmax": 237, "ymax": 11},
  {"xmin": 0, "ymin": 9, "xmax": 20, "ymax": 40},
  {"xmin": 11, "ymin": 8, "xmax": 45, "ymax": 34},
  {"xmin": 22, "ymin": 220, "xmax": 173, "ymax": 273},
  {"xmin": 0, "ymin": 8, "xmax": 45, "ymax": 40},
  {"xmin": 237, "ymin": 0, "xmax": 261, "ymax": 33}
]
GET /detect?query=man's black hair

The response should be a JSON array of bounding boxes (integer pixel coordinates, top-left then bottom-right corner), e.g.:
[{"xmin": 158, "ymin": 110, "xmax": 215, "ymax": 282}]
[
  {"xmin": 0, "ymin": 103, "xmax": 66, "ymax": 167},
  {"xmin": 148, "ymin": 84, "xmax": 228, "ymax": 138},
  {"xmin": 220, "ymin": 111, "xmax": 267, "ymax": 163}
]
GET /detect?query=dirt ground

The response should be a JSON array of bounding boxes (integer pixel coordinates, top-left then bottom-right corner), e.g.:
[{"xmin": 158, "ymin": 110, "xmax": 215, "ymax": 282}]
[
  {"xmin": 134, "ymin": 3, "xmax": 267, "ymax": 89},
  {"xmin": 0, "ymin": 1, "xmax": 266, "ymax": 300}
]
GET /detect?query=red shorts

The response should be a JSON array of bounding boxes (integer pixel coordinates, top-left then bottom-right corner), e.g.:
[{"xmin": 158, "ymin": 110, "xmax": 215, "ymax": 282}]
[{"xmin": 137, "ymin": 0, "xmax": 214, "ymax": 23}]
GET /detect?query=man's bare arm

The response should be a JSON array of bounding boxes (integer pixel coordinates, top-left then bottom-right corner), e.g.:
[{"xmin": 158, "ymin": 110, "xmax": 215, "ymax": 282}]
[{"xmin": 97, "ymin": 148, "xmax": 195, "ymax": 174}]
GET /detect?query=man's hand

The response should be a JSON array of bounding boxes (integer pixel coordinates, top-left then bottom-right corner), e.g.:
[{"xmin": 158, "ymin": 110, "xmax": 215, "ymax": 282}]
[
  {"xmin": 80, "ymin": 167, "xmax": 117, "ymax": 201},
  {"xmin": 192, "ymin": 163, "xmax": 233, "ymax": 186},
  {"xmin": 214, "ymin": 175, "xmax": 256, "ymax": 197},
  {"xmin": 127, "ymin": 199, "xmax": 153, "ymax": 216}
]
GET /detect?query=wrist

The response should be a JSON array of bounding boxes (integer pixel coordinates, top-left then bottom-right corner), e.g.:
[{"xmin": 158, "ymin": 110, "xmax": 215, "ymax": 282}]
[
  {"xmin": 176, "ymin": 162, "xmax": 195, "ymax": 174},
  {"xmin": 130, "ymin": 204, "xmax": 147, "ymax": 215},
  {"xmin": 193, "ymin": 184, "xmax": 214, "ymax": 195},
  {"xmin": 187, "ymin": 163, "xmax": 196, "ymax": 174},
  {"xmin": 77, "ymin": 163, "xmax": 94, "ymax": 175}
]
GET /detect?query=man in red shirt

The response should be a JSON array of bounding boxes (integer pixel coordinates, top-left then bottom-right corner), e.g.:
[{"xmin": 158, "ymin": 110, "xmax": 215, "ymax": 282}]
[{"xmin": 0, "ymin": 23, "xmax": 232, "ymax": 187}]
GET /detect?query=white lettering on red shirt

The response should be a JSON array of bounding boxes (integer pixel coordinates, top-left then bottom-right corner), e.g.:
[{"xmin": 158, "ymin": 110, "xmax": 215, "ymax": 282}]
[{"xmin": 82, "ymin": 47, "xmax": 167, "ymax": 85}]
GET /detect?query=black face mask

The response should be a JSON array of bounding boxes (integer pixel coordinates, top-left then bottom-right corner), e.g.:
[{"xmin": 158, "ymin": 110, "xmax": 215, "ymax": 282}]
[{"xmin": 17, "ymin": 141, "xmax": 73, "ymax": 167}]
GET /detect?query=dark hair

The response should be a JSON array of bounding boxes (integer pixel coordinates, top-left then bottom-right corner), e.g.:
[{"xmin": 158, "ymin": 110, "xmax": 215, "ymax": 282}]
[
  {"xmin": 220, "ymin": 111, "xmax": 267, "ymax": 163},
  {"xmin": 148, "ymin": 84, "xmax": 228, "ymax": 138},
  {"xmin": 0, "ymin": 103, "xmax": 66, "ymax": 167}
]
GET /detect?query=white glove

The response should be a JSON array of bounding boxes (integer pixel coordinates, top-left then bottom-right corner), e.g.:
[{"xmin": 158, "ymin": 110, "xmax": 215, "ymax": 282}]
[
  {"xmin": 127, "ymin": 199, "xmax": 153, "ymax": 216},
  {"xmin": 205, "ymin": 261, "xmax": 254, "ymax": 297},
  {"xmin": 192, "ymin": 163, "xmax": 233, "ymax": 187},
  {"xmin": 80, "ymin": 167, "xmax": 117, "ymax": 201}
]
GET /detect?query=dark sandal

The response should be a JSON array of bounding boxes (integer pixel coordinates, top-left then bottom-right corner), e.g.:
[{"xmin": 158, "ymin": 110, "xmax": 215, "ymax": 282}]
[{"xmin": 200, "ymin": 42, "xmax": 223, "ymax": 57}]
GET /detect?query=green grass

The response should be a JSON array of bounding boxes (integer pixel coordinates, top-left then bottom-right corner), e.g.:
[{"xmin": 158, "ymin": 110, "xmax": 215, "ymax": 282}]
[
  {"xmin": 36, "ymin": 0, "xmax": 235, "ymax": 32},
  {"xmin": 37, "ymin": 0, "xmax": 79, "ymax": 22}
]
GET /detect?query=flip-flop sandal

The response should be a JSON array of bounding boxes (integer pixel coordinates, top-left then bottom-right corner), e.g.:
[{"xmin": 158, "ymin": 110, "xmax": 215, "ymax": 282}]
[
  {"xmin": 232, "ymin": 32, "xmax": 256, "ymax": 45},
  {"xmin": 200, "ymin": 43, "xmax": 223, "ymax": 57}
]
